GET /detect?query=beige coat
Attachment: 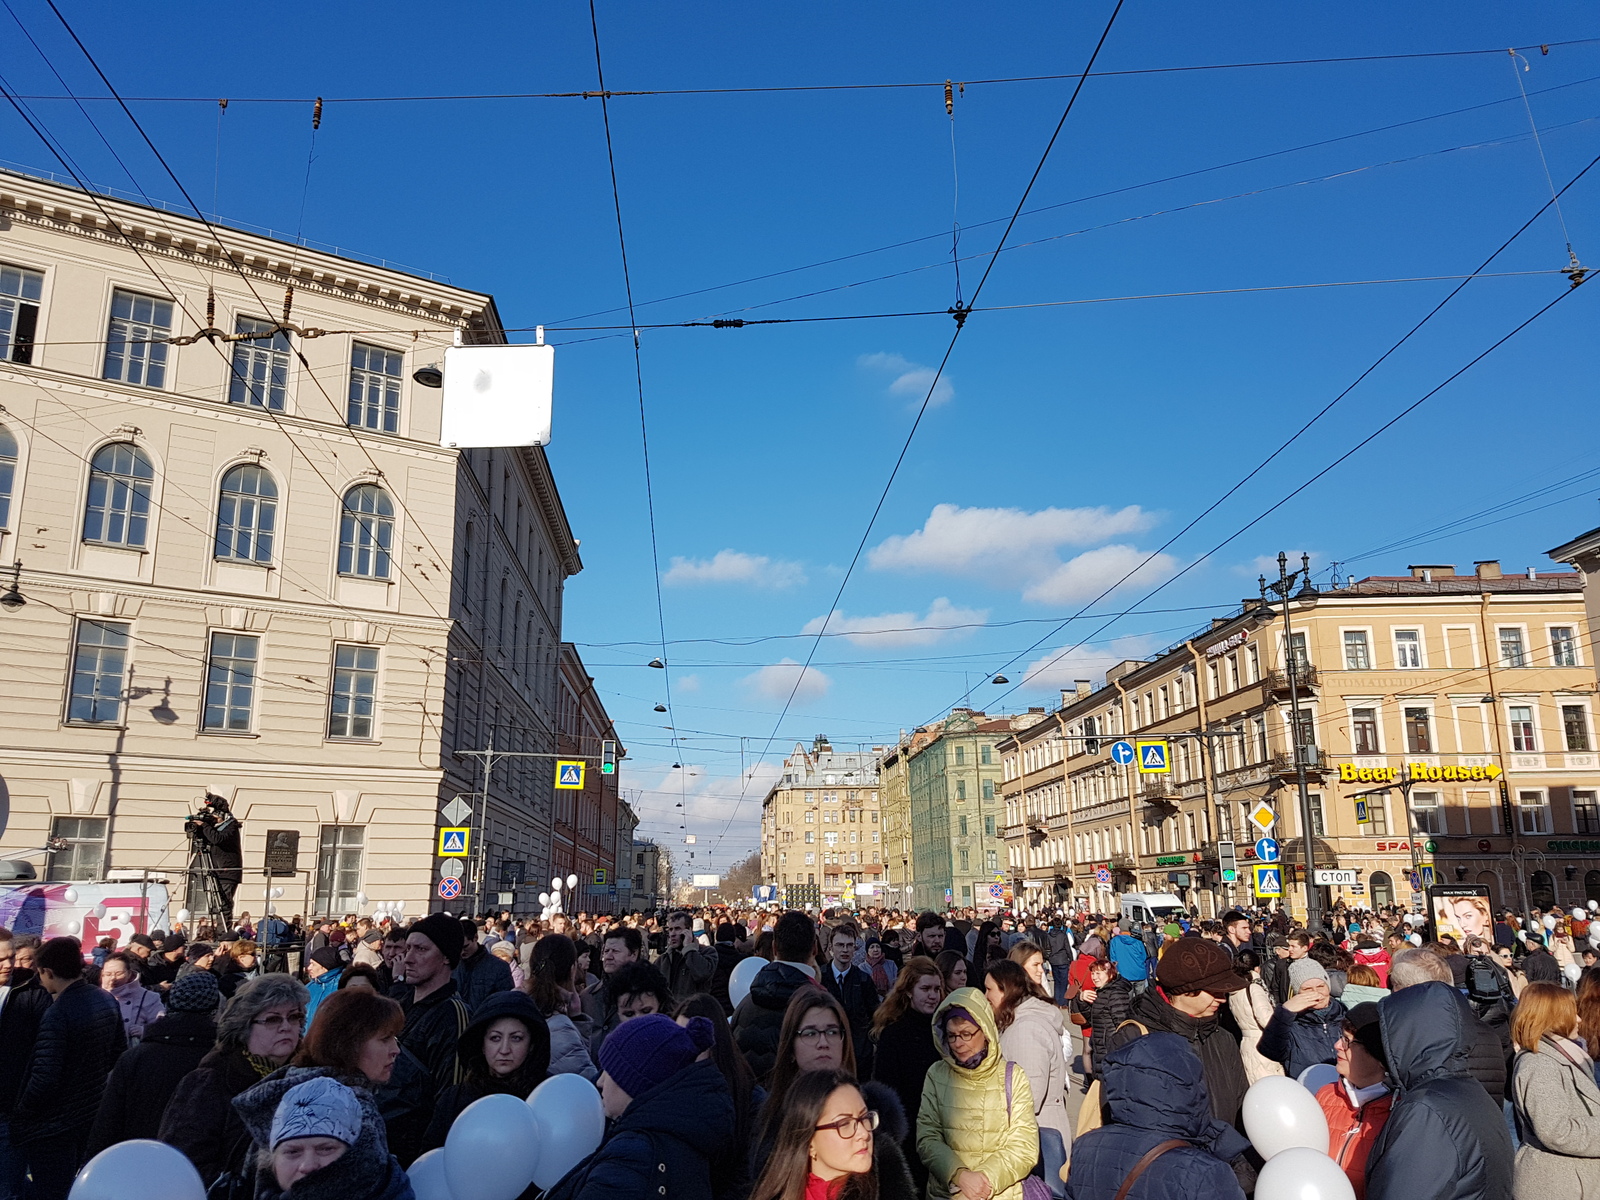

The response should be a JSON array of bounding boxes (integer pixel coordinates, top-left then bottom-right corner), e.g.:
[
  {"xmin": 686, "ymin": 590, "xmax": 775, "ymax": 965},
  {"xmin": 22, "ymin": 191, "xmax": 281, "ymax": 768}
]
[
  {"xmin": 1228, "ymin": 977, "xmax": 1285, "ymax": 1084},
  {"xmin": 1511, "ymin": 1034, "xmax": 1600, "ymax": 1199}
]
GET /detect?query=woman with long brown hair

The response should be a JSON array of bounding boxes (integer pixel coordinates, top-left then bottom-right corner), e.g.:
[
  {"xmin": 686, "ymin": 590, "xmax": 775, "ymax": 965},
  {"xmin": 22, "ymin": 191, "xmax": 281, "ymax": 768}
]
[
  {"xmin": 869, "ymin": 957, "xmax": 945, "ymax": 1195},
  {"xmin": 675, "ymin": 992, "xmax": 762, "ymax": 1200},
  {"xmin": 986, "ymin": 959, "xmax": 1072, "ymax": 1193},
  {"xmin": 754, "ymin": 989, "xmax": 857, "ymax": 1172},
  {"xmin": 749, "ymin": 1068, "xmax": 915, "ymax": 1200},
  {"xmin": 1510, "ymin": 981, "xmax": 1600, "ymax": 1195}
]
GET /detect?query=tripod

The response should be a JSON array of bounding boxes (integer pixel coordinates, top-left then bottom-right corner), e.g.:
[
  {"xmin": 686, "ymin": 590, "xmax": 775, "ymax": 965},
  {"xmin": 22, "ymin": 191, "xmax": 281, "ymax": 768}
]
[{"xmin": 187, "ymin": 830, "xmax": 237, "ymax": 933}]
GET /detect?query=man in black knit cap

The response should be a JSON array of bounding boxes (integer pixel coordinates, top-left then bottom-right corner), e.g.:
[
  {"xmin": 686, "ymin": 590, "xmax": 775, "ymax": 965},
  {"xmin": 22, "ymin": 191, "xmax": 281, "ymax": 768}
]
[{"xmin": 392, "ymin": 913, "xmax": 471, "ymax": 1090}]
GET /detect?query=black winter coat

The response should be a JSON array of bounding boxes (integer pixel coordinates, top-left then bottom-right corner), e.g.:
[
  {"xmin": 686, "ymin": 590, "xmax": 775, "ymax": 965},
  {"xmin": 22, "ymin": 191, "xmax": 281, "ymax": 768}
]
[
  {"xmin": 393, "ymin": 977, "xmax": 471, "ymax": 1090},
  {"xmin": 1257, "ymin": 997, "xmax": 1348, "ymax": 1081},
  {"xmin": 159, "ymin": 1045, "xmax": 270, "ymax": 1187},
  {"xmin": 1111, "ymin": 990, "xmax": 1249, "ymax": 1133},
  {"xmin": 820, "ymin": 962, "xmax": 879, "ymax": 1077},
  {"xmin": 420, "ymin": 989, "xmax": 551, "ymax": 1157},
  {"xmin": 1365, "ymin": 982, "xmax": 1514, "ymax": 1200},
  {"xmin": 731, "ymin": 962, "xmax": 819, "ymax": 1084},
  {"xmin": 710, "ymin": 943, "xmax": 743, "ymax": 1015},
  {"xmin": 450, "ymin": 946, "xmax": 514, "ymax": 1014},
  {"xmin": 0, "ymin": 970, "xmax": 52, "ymax": 1115},
  {"xmin": 1085, "ymin": 977, "xmax": 1135, "ymax": 1071},
  {"xmin": 870, "ymin": 1008, "xmax": 941, "ymax": 1196},
  {"xmin": 87, "ymin": 1008, "xmax": 215, "ymax": 1155},
  {"xmin": 1067, "ymin": 1032, "xmax": 1246, "ymax": 1200},
  {"xmin": 544, "ymin": 1058, "xmax": 735, "ymax": 1200},
  {"xmin": 14, "ymin": 978, "xmax": 127, "ymax": 1143}
]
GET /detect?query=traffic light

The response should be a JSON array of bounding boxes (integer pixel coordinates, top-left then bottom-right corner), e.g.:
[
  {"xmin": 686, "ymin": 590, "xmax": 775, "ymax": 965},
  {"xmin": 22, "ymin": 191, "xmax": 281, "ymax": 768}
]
[
  {"xmin": 1218, "ymin": 839, "xmax": 1237, "ymax": 883},
  {"xmin": 601, "ymin": 740, "xmax": 617, "ymax": 775}
]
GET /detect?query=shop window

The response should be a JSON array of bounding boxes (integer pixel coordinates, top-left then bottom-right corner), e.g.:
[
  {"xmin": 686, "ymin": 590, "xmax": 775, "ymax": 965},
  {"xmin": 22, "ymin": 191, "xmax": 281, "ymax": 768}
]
[
  {"xmin": 1586, "ymin": 870, "xmax": 1600, "ymax": 907},
  {"xmin": 1575, "ymin": 791, "xmax": 1600, "ymax": 835},
  {"xmin": 1369, "ymin": 870, "xmax": 1393, "ymax": 908},
  {"xmin": 1530, "ymin": 870, "xmax": 1556, "ymax": 910}
]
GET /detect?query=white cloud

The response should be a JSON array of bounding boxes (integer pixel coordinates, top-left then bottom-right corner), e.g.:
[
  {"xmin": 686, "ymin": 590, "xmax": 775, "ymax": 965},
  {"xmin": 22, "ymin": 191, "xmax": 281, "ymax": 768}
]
[
  {"xmin": 801, "ymin": 597, "xmax": 988, "ymax": 646},
  {"xmin": 1022, "ymin": 545, "xmax": 1180, "ymax": 605},
  {"xmin": 869, "ymin": 502, "xmax": 1159, "ymax": 598},
  {"xmin": 674, "ymin": 674, "xmax": 701, "ymax": 693},
  {"xmin": 740, "ymin": 658, "xmax": 832, "ymax": 702},
  {"xmin": 663, "ymin": 550, "xmax": 806, "ymax": 589},
  {"xmin": 636, "ymin": 760, "xmax": 783, "ymax": 835},
  {"xmin": 1019, "ymin": 635, "xmax": 1162, "ymax": 692},
  {"xmin": 859, "ymin": 352, "xmax": 955, "ymax": 408}
]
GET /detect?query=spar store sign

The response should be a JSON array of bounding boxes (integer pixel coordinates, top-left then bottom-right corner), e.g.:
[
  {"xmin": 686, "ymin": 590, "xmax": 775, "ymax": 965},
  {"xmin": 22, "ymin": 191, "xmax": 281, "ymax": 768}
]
[{"xmin": 1338, "ymin": 762, "xmax": 1502, "ymax": 784}]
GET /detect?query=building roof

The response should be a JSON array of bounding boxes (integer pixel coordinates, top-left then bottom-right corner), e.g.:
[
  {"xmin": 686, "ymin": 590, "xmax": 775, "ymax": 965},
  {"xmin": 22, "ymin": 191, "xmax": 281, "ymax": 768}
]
[
  {"xmin": 1335, "ymin": 572, "xmax": 1579, "ymax": 596},
  {"xmin": 1548, "ymin": 525, "xmax": 1600, "ymax": 563}
]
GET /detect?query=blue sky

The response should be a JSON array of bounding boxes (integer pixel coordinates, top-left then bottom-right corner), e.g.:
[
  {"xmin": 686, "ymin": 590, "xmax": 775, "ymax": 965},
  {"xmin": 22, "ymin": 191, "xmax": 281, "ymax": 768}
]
[{"xmin": 5, "ymin": 2, "xmax": 1599, "ymax": 871}]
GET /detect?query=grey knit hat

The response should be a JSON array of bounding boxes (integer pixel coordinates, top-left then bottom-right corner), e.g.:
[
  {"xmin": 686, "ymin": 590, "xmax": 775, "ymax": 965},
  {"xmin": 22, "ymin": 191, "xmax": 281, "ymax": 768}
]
[
  {"xmin": 1288, "ymin": 957, "xmax": 1329, "ymax": 995},
  {"xmin": 168, "ymin": 969, "xmax": 221, "ymax": 1013},
  {"xmin": 270, "ymin": 1077, "xmax": 362, "ymax": 1149}
]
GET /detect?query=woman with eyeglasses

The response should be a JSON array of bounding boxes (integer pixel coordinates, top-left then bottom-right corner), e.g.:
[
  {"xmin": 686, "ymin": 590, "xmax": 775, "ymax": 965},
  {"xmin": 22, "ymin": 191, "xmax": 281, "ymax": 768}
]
[
  {"xmin": 917, "ymin": 987, "xmax": 1040, "ymax": 1200},
  {"xmin": 750, "ymin": 1068, "xmax": 916, "ymax": 1200},
  {"xmin": 754, "ymin": 990, "xmax": 857, "ymax": 1174},
  {"xmin": 158, "ymin": 973, "xmax": 310, "ymax": 1189}
]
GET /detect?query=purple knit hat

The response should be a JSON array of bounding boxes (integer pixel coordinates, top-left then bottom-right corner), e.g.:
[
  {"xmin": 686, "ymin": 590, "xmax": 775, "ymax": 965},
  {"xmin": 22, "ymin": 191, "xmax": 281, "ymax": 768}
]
[{"xmin": 599, "ymin": 1014, "xmax": 715, "ymax": 1100}]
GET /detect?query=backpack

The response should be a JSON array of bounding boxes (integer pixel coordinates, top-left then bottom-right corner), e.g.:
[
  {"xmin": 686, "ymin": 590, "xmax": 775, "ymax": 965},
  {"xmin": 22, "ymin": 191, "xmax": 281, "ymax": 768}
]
[{"xmin": 1466, "ymin": 955, "xmax": 1509, "ymax": 1006}]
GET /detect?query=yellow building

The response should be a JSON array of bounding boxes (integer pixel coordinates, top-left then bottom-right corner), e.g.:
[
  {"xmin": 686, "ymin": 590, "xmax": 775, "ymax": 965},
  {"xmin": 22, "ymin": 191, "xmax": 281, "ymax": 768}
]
[
  {"xmin": 760, "ymin": 736, "xmax": 884, "ymax": 906},
  {"xmin": 1003, "ymin": 560, "xmax": 1600, "ymax": 917}
]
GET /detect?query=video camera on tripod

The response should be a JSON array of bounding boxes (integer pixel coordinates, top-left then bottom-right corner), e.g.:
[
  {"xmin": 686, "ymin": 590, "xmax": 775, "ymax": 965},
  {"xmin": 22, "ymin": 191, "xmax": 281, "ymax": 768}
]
[
  {"xmin": 184, "ymin": 792, "xmax": 244, "ymax": 929},
  {"xmin": 184, "ymin": 793, "xmax": 239, "ymax": 841}
]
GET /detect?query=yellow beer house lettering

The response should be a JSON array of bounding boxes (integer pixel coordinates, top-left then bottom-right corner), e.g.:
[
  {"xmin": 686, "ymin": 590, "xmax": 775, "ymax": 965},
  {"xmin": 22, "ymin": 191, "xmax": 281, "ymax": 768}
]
[{"xmin": 1338, "ymin": 762, "xmax": 1502, "ymax": 784}]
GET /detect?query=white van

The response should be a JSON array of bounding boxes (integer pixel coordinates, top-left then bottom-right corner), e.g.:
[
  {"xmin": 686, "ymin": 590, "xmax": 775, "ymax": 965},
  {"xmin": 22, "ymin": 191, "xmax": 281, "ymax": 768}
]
[{"xmin": 1119, "ymin": 891, "xmax": 1186, "ymax": 926}]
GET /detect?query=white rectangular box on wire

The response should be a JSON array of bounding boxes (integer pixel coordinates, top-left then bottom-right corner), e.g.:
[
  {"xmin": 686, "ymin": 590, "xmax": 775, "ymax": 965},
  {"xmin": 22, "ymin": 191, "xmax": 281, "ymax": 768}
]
[{"xmin": 438, "ymin": 343, "xmax": 554, "ymax": 448}]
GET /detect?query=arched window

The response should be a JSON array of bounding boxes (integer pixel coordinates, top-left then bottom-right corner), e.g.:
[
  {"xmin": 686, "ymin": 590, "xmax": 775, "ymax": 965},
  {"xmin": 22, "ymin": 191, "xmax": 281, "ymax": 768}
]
[
  {"xmin": 1531, "ymin": 870, "xmax": 1556, "ymax": 910},
  {"xmin": 0, "ymin": 424, "xmax": 17, "ymax": 529},
  {"xmin": 214, "ymin": 464, "xmax": 278, "ymax": 563},
  {"xmin": 338, "ymin": 484, "xmax": 393, "ymax": 579},
  {"xmin": 1368, "ymin": 870, "xmax": 1393, "ymax": 908},
  {"xmin": 83, "ymin": 441, "xmax": 153, "ymax": 547}
]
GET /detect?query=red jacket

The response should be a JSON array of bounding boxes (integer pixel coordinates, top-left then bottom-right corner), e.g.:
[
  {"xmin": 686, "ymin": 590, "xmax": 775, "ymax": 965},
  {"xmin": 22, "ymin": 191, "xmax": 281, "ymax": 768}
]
[
  {"xmin": 1351, "ymin": 946, "xmax": 1391, "ymax": 987},
  {"xmin": 1316, "ymin": 1080, "xmax": 1394, "ymax": 1200}
]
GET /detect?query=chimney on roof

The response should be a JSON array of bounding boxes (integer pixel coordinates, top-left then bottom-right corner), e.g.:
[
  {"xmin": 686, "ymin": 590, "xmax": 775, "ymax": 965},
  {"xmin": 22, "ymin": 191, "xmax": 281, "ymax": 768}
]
[
  {"xmin": 1028, "ymin": 706, "xmax": 1044, "ymax": 715},
  {"xmin": 1528, "ymin": 566, "xmax": 1538, "ymax": 580},
  {"xmin": 812, "ymin": 734, "xmax": 831, "ymax": 754},
  {"xmin": 1475, "ymin": 561, "xmax": 1501, "ymax": 580},
  {"xmin": 1060, "ymin": 689, "xmax": 1072, "ymax": 709},
  {"xmin": 1075, "ymin": 678, "xmax": 1093, "ymax": 701},
  {"xmin": 1409, "ymin": 564, "xmax": 1455, "ymax": 580}
]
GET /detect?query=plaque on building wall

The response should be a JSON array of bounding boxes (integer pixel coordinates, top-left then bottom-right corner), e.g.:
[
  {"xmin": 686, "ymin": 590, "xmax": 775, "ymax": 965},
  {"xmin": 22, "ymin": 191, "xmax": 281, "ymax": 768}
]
[{"xmin": 263, "ymin": 830, "xmax": 300, "ymax": 877}]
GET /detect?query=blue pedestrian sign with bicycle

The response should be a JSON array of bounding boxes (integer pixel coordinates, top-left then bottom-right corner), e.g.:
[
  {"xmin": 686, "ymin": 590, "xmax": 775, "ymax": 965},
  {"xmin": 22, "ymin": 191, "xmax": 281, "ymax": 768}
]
[
  {"xmin": 1109, "ymin": 740, "xmax": 1135, "ymax": 765},
  {"xmin": 1255, "ymin": 837, "xmax": 1280, "ymax": 862}
]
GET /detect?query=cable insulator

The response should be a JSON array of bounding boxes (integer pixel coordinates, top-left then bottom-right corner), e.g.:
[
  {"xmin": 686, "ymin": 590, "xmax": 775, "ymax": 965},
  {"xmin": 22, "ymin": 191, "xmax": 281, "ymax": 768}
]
[
  {"xmin": 281, "ymin": 285, "xmax": 294, "ymax": 326},
  {"xmin": 218, "ymin": 98, "xmax": 228, "ymax": 112},
  {"xmin": 312, "ymin": 97, "xmax": 323, "ymax": 129},
  {"xmin": 945, "ymin": 80, "xmax": 954, "ymax": 115},
  {"xmin": 205, "ymin": 287, "xmax": 215, "ymax": 327},
  {"xmin": 711, "ymin": 318, "xmax": 746, "ymax": 328},
  {"xmin": 948, "ymin": 303, "xmax": 970, "ymax": 328}
]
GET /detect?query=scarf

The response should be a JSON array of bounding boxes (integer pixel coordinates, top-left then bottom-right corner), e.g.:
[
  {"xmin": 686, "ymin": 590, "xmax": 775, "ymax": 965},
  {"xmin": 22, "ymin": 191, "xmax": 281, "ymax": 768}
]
[
  {"xmin": 869, "ymin": 960, "xmax": 891, "ymax": 996},
  {"xmin": 245, "ymin": 1052, "xmax": 281, "ymax": 1078}
]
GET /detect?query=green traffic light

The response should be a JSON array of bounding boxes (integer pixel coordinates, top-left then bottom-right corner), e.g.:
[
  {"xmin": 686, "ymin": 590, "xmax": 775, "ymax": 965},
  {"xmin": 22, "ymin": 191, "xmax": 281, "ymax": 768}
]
[{"xmin": 1222, "ymin": 869, "xmax": 1237, "ymax": 882}]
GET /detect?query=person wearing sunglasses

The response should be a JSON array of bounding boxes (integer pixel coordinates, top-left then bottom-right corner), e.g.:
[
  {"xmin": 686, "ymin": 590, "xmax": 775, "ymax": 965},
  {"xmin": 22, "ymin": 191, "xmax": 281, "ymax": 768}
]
[
  {"xmin": 917, "ymin": 988, "xmax": 1040, "ymax": 1200},
  {"xmin": 750, "ymin": 1068, "xmax": 915, "ymax": 1200}
]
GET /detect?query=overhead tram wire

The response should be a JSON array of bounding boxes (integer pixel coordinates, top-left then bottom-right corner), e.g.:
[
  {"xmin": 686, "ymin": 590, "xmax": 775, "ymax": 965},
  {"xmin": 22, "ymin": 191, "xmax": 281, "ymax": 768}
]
[
  {"xmin": 9, "ymin": 37, "xmax": 1600, "ymax": 106},
  {"xmin": 587, "ymin": 0, "xmax": 692, "ymax": 838},
  {"xmin": 943, "ymin": 146, "xmax": 1600, "ymax": 722},
  {"xmin": 32, "ymin": 0, "xmax": 463, "ymax": 626},
  {"xmin": 708, "ymin": 0, "xmax": 1130, "ymax": 859}
]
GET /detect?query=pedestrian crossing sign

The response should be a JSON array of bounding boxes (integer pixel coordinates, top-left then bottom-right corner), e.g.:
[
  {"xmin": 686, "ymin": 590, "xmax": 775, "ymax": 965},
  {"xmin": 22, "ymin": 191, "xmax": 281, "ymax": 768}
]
[
  {"xmin": 1135, "ymin": 740, "xmax": 1170, "ymax": 773},
  {"xmin": 1252, "ymin": 864, "xmax": 1283, "ymax": 898},
  {"xmin": 438, "ymin": 827, "xmax": 470, "ymax": 857},
  {"xmin": 555, "ymin": 760, "xmax": 585, "ymax": 789}
]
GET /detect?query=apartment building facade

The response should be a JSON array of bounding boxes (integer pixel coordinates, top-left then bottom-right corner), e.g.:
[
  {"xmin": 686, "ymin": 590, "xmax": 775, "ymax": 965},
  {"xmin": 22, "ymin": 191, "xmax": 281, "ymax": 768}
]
[
  {"xmin": 876, "ymin": 726, "xmax": 937, "ymax": 910},
  {"xmin": 0, "ymin": 168, "xmax": 581, "ymax": 920},
  {"xmin": 554, "ymin": 643, "xmax": 624, "ymax": 914},
  {"xmin": 1003, "ymin": 561, "xmax": 1600, "ymax": 919},
  {"xmin": 759, "ymin": 736, "xmax": 883, "ymax": 906}
]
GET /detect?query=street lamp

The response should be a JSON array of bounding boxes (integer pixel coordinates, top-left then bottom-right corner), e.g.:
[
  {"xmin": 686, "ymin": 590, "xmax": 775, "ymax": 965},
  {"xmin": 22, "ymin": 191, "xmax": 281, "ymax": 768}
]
[
  {"xmin": 0, "ymin": 561, "xmax": 24, "ymax": 612},
  {"xmin": 1265, "ymin": 551, "xmax": 1323, "ymax": 931}
]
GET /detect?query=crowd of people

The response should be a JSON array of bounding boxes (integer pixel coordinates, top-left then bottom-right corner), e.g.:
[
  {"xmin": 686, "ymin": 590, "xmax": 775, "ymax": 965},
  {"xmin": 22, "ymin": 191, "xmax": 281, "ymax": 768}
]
[{"xmin": 0, "ymin": 897, "xmax": 1595, "ymax": 1199}]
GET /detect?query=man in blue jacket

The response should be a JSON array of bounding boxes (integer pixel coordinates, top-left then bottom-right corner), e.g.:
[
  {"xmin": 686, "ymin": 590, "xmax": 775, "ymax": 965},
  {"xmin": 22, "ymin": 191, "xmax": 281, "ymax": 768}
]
[{"xmin": 1108, "ymin": 919, "xmax": 1149, "ymax": 986}]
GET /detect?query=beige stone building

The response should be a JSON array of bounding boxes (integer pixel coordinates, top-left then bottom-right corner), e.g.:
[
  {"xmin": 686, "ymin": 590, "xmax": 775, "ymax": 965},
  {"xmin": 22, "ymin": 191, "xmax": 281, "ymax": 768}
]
[
  {"xmin": 760, "ymin": 736, "xmax": 884, "ymax": 906},
  {"xmin": 1002, "ymin": 560, "xmax": 1600, "ymax": 918},
  {"xmin": 0, "ymin": 168, "xmax": 583, "ymax": 922}
]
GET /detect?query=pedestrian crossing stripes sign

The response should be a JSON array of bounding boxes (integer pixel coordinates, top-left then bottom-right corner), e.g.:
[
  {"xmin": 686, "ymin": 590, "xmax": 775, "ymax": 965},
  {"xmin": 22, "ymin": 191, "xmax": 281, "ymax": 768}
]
[
  {"xmin": 555, "ymin": 760, "xmax": 585, "ymax": 789},
  {"xmin": 1135, "ymin": 740, "xmax": 1170, "ymax": 773},
  {"xmin": 437, "ymin": 827, "xmax": 470, "ymax": 857},
  {"xmin": 1252, "ymin": 864, "xmax": 1283, "ymax": 898}
]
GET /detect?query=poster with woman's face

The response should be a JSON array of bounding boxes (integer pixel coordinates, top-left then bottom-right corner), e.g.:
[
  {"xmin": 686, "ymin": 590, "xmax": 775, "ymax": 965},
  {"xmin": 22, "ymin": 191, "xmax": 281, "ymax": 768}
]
[{"xmin": 1428, "ymin": 885, "xmax": 1492, "ymax": 945}]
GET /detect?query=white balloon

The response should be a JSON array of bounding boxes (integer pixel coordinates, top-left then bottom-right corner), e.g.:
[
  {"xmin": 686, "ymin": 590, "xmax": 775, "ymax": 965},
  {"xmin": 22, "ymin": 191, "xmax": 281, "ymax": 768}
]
[
  {"xmin": 728, "ymin": 954, "xmax": 765, "ymax": 1010},
  {"xmin": 1297, "ymin": 1062, "xmax": 1339, "ymax": 1096},
  {"xmin": 71, "ymin": 1139, "xmax": 206, "ymax": 1200},
  {"xmin": 92, "ymin": 903, "xmax": 108, "ymax": 919},
  {"xmin": 357, "ymin": 892, "xmax": 370, "ymax": 906},
  {"xmin": 62, "ymin": 888, "xmax": 78, "ymax": 904},
  {"xmin": 528, "ymin": 1073, "xmax": 605, "ymax": 1189},
  {"xmin": 1575, "ymin": 908, "xmax": 1587, "ymax": 919},
  {"xmin": 445, "ymin": 1094, "xmax": 540, "ymax": 1200},
  {"xmin": 538, "ymin": 893, "xmax": 550, "ymax": 907},
  {"xmin": 406, "ymin": 1148, "xmax": 456, "ymax": 1200},
  {"xmin": 176, "ymin": 909, "xmax": 191, "ymax": 924},
  {"xmin": 1545, "ymin": 914, "xmax": 1559, "ymax": 930},
  {"xmin": 551, "ymin": 876, "xmax": 562, "ymax": 890},
  {"xmin": 1243, "ymin": 1075, "xmax": 1330, "ymax": 1160},
  {"xmin": 1591, "ymin": 901, "xmax": 1599, "ymax": 912},
  {"xmin": 394, "ymin": 900, "xmax": 405, "ymax": 913},
  {"xmin": 566, "ymin": 874, "xmax": 578, "ymax": 890},
  {"xmin": 64, "ymin": 920, "xmax": 81, "ymax": 935},
  {"xmin": 271, "ymin": 887, "xmax": 284, "ymax": 899},
  {"xmin": 1255, "ymin": 1146, "xmax": 1356, "ymax": 1200}
]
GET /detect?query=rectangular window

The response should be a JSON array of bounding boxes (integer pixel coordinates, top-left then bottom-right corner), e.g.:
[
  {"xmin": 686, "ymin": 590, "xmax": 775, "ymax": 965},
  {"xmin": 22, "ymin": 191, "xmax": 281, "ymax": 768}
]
[
  {"xmin": 1247, "ymin": 645, "xmax": 1260, "ymax": 683},
  {"xmin": 0, "ymin": 263, "xmax": 43, "ymax": 364},
  {"xmin": 1352, "ymin": 707, "xmax": 1380, "ymax": 755},
  {"xmin": 102, "ymin": 289, "xmax": 172, "ymax": 387},
  {"xmin": 1412, "ymin": 790, "xmax": 1444, "ymax": 835},
  {"xmin": 1404, "ymin": 707, "xmax": 1432, "ymax": 754},
  {"xmin": 1552, "ymin": 627, "xmax": 1579, "ymax": 668},
  {"xmin": 328, "ymin": 644, "xmax": 379, "ymax": 739},
  {"xmin": 804, "ymin": 831, "xmax": 813, "ymax": 843},
  {"xmin": 1575, "ymin": 790, "xmax": 1600, "ymax": 835},
  {"xmin": 45, "ymin": 816, "xmax": 108, "ymax": 881},
  {"xmin": 955, "ymin": 745, "xmax": 965, "ymax": 765},
  {"xmin": 1510, "ymin": 705, "xmax": 1537, "ymax": 753},
  {"xmin": 315, "ymin": 825, "xmax": 365, "ymax": 915},
  {"xmin": 955, "ymin": 779, "xmax": 966, "ymax": 800},
  {"xmin": 1365, "ymin": 794, "xmax": 1388, "ymax": 836},
  {"xmin": 1207, "ymin": 662, "xmax": 1219, "ymax": 700},
  {"xmin": 804, "ymin": 811, "xmax": 814, "ymax": 823},
  {"xmin": 959, "ymin": 848, "xmax": 970, "ymax": 871},
  {"xmin": 203, "ymin": 632, "xmax": 259, "ymax": 731},
  {"xmin": 982, "ymin": 779, "xmax": 994, "ymax": 800},
  {"xmin": 1343, "ymin": 630, "xmax": 1371, "ymax": 670},
  {"xmin": 228, "ymin": 318, "xmax": 291, "ymax": 410},
  {"xmin": 980, "ymin": 744, "xmax": 991, "ymax": 765},
  {"xmin": 984, "ymin": 815, "xmax": 996, "ymax": 837},
  {"xmin": 1227, "ymin": 654, "xmax": 1240, "ymax": 692},
  {"xmin": 1499, "ymin": 628, "xmax": 1527, "ymax": 668},
  {"xmin": 347, "ymin": 343, "xmax": 402, "ymax": 433},
  {"xmin": 986, "ymin": 849, "xmax": 998, "ymax": 872},
  {"xmin": 1288, "ymin": 631, "xmax": 1309, "ymax": 672},
  {"xmin": 1393, "ymin": 630, "xmax": 1421, "ymax": 669},
  {"xmin": 1563, "ymin": 705, "xmax": 1591, "ymax": 752},
  {"xmin": 958, "ymin": 815, "xmax": 968, "ymax": 836},
  {"xmin": 823, "ymin": 831, "xmax": 838, "ymax": 846},
  {"xmin": 68, "ymin": 619, "xmax": 129, "ymax": 724},
  {"xmin": 1518, "ymin": 790, "xmax": 1551, "ymax": 835},
  {"xmin": 1307, "ymin": 793, "xmax": 1325, "ymax": 836},
  {"xmin": 1254, "ymin": 716, "xmax": 1269, "ymax": 762}
]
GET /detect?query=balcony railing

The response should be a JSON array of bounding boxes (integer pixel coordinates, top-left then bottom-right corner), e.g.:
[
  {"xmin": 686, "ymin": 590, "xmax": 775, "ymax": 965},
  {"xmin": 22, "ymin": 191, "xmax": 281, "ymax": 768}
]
[
  {"xmin": 1268, "ymin": 748, "xmax": 1325, "ymax": 778},
  {"xmin": 1264, "ymin": 664, "xmax": 1319, "ymax": 697}
]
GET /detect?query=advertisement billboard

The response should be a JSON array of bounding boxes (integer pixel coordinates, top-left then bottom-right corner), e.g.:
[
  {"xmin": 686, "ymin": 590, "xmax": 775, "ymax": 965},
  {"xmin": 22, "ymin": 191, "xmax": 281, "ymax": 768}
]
[{"xmin": 1425, "ymin": 884, "xmax": 1493, "ymax": 945}]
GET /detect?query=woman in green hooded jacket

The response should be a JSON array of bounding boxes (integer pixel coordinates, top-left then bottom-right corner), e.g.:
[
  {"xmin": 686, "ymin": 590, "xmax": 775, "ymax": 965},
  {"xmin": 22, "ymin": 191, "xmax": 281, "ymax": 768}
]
[{"xmin": 916, "ymin": 986, "xmax": 1041, "ymax": 1200}]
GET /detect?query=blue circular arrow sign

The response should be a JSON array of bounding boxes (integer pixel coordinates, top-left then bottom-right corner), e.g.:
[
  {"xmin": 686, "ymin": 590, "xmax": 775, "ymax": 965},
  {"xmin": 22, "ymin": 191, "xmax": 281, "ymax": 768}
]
[
  {"xmin": 1110, "ymin": 740, "xmax": 1135, "ymax": 765},
  {"xmin": 1254, "ymin": 837, "xmax": 1280, "ymax": 862}
]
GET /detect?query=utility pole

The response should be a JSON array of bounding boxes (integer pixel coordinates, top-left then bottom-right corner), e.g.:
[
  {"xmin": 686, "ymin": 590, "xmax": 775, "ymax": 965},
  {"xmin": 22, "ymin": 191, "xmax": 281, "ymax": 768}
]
[{"xmin": 1262, "ymin": 552, "xmax": 1322, "ymax": 933}]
